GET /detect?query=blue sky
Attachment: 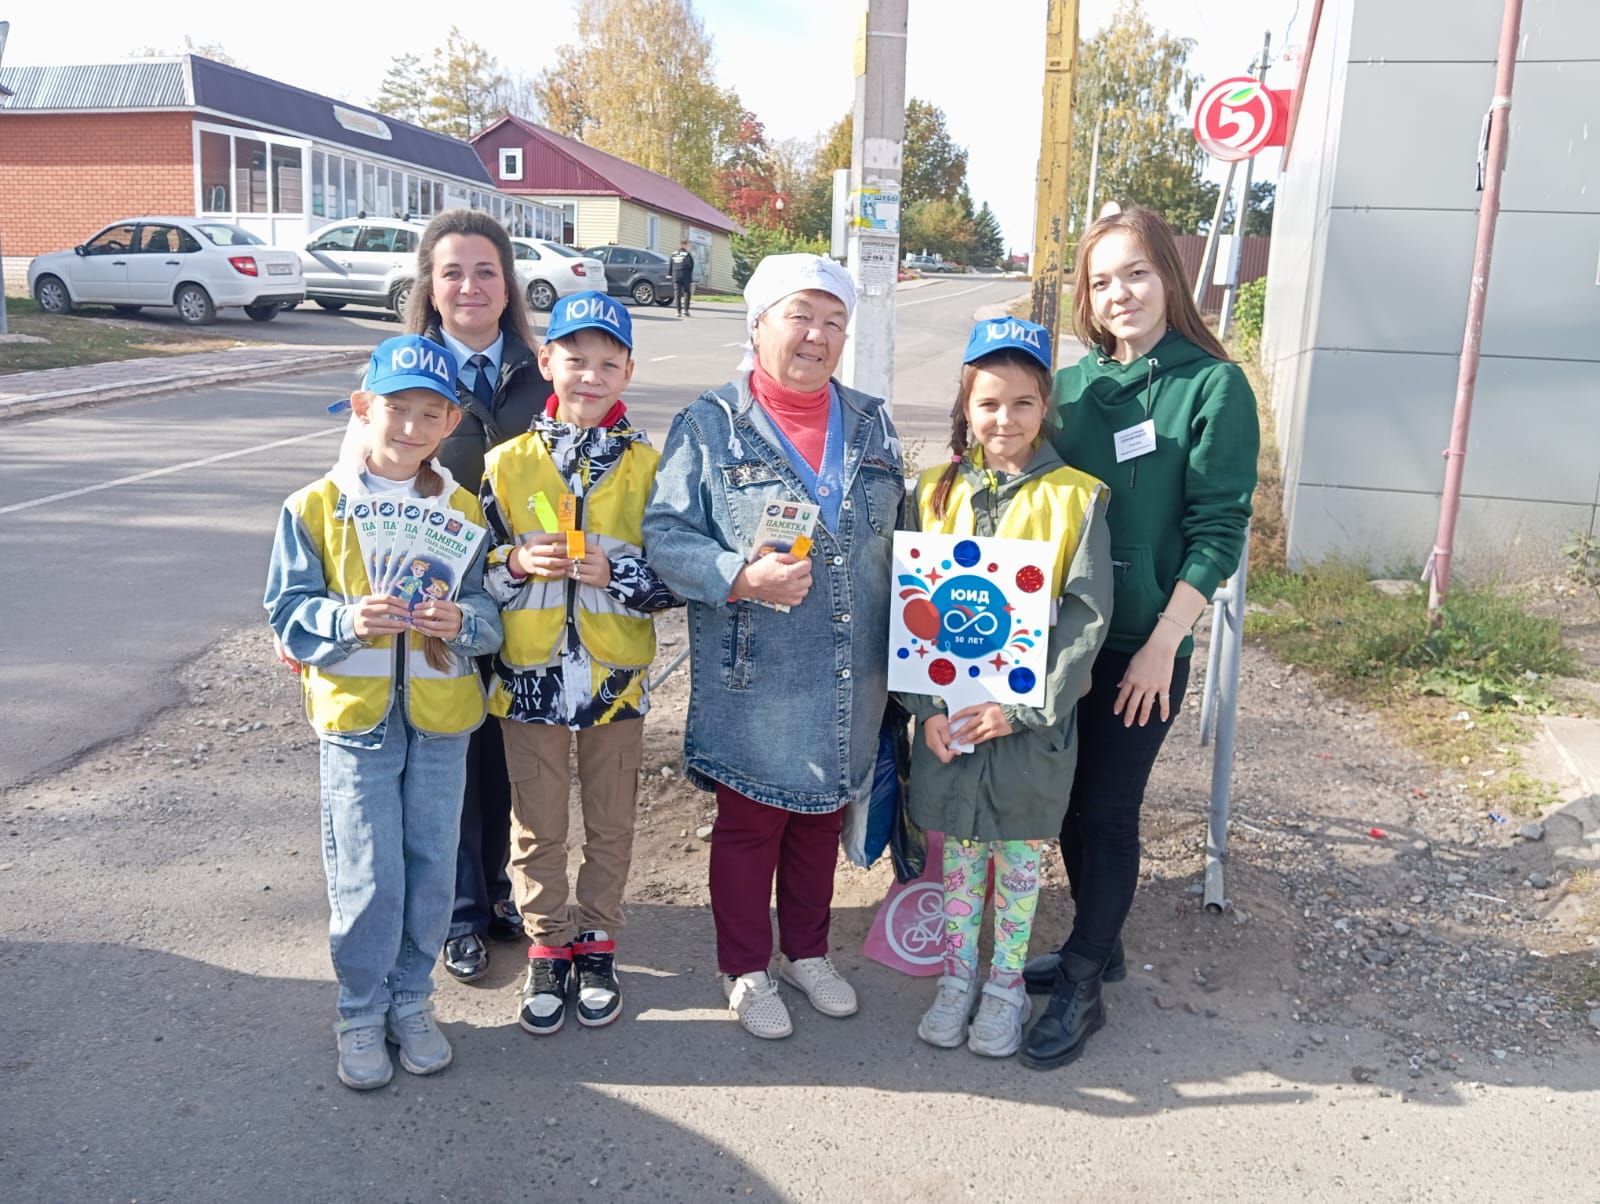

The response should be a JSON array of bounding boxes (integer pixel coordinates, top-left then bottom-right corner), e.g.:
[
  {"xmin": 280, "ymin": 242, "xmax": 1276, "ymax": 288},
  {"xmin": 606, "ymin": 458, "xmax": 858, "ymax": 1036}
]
[{"xmin": 5, "ymin": 0, "xmax": 1303, "ymax": 247}]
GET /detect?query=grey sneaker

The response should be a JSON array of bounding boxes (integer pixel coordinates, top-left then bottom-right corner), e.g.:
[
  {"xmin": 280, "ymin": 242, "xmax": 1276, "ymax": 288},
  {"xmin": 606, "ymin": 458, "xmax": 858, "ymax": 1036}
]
[
  {"xmin": 917, "ymin": 973, "xmax": 977, "ymax": 1048},
  {"xmin": 967, "ymin": 981, "xmax": 1029, "ymax": 1058},
  {"xmin": 335, "ymin": 1020, "xmax": 393, "ymax": 1091},
  {"xmin": 385, "ymin": 1000, "xmax": 453, "ymax": 1076}
]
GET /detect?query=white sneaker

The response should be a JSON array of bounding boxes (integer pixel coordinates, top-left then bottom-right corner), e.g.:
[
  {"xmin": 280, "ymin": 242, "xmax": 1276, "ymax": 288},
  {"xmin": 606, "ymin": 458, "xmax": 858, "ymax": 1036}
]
[
  {"xmin": 917, "ymin": 974, "xmax": 977, "ymax": 1048},
  {"xmin": 967, "ymin": 981, "xmax": 1029, "ymax": 1058},
  {"xmin": 779, "ymin": 955, "xmax": 859, "ymax": 1018},
  {"xmin": 723, "ymin": 971, "xmax": 793, "ymax": 1039}
]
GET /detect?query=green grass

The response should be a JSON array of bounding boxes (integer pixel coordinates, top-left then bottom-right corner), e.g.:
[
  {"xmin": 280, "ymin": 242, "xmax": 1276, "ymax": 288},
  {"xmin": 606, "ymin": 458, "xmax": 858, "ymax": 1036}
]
[
  {"xmin": 691, "ymin": 292, "xmax": 744, "ymax": 304},
  {"xmin": 1248, "ymin": 562, "xmax": 1580, "ymax": 813},
  {"xmin": 0, "ymin": 298, "xmax": 226, "ymax": 373}
]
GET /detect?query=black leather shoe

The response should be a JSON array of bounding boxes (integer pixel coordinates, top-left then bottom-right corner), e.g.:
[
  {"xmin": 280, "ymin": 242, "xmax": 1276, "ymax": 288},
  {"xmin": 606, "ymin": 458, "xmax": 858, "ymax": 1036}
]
[
  {"xmin": 443, "ymin": 934, "xmax": 489, "ymax": 983},
  {"xmin": 487, "ymin": 901, "xmax": 525, "ymax": 943},
  {"xmin": 1022, "ymin": 939, "xmax": 1126, "ymax": 995},
  {"xmin": 1019, "ymin": 952, "xmax": 1106, "ymax": 1071}
]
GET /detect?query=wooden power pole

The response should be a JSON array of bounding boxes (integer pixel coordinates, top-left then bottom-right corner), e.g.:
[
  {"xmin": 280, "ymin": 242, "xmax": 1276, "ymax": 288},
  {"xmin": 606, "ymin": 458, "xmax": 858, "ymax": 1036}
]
[{"xmin": 1030, "ymin": 0, "xmax": 1080, "ymax": 345}]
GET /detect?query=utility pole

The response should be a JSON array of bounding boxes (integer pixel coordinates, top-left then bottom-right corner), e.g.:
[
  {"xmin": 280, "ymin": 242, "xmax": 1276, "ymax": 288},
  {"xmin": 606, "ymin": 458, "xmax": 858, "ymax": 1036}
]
[
  {"xmin": 0, "ymin": 21, "xmax": 11, "ymax": 337},
  {"xmin": 841, "ymin": 0, "xmax": 908, "ymax": 404},
  {"xmin": 1030, "ymin": 0, "xmax": 1080, "ymax": 347}
]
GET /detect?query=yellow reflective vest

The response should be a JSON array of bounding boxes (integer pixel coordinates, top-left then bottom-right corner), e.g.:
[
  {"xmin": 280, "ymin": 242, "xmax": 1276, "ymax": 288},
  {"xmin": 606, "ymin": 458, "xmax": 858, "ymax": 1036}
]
[
  {"xmin": 484, "ymin": 431, "xmax": 659, "ymax": 672},
  {"xmin": 913, "ymin": 448, "xmax": 1104, "ymax": 602},
  {"xmin": 291, "ymin": 478, "xmax": 488, "ymax": 737}
]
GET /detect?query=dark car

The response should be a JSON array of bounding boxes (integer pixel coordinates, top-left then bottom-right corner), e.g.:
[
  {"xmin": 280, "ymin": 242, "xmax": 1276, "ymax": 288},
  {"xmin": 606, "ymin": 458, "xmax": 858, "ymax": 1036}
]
[{"xmin": 582, "ymin": 245, "xmax": 677, "ymax": 307}]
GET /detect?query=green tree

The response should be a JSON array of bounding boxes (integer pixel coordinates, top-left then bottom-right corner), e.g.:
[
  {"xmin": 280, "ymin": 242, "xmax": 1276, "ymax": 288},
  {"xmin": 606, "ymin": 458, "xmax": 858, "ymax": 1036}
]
[
  {"xmin": 423, "ymin": 28, "xmax": 507, "ymax": 140},
  {"xmin": 971, "ymin": 201, "xmax": 1005, "ymax": 268},
  {"xmin": 1072, "ymin": 0, "xmax": 1212, "ymax": 233},
  {"xmin": 901, "ymin": 198, "xmax": 975, "ymax": 265},
  {"xmin": 372, "ymin": 30, "xmax": 508, "ymax": 137},
  {"xmin": 902, "ymin": 99, "xmax": 969, "ymax": 210},
  {"xmin": 535, "ymin": 0, "xmax": 744, "ymax": 203},
  {"xmin": 372, "ymin": 53, "xmax": 430, "ymax": 126}
]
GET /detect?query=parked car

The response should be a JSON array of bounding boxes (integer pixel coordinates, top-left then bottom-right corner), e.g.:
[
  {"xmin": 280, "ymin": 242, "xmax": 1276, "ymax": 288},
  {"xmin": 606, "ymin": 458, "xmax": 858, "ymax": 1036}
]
[
  {"xmin": 511, "ymin": 239, "xmax": 607, "ymax": 312},
  {"xmin": 582, "ymin": 245, "xmax": 677, "ymax": 307},
  {"xmin": 28, "ymin": 217, "xmax": 303, "ymax": 325},
  {"xmin": 299, "ymin": 217, "xmax": 426, "ymax": 319}
]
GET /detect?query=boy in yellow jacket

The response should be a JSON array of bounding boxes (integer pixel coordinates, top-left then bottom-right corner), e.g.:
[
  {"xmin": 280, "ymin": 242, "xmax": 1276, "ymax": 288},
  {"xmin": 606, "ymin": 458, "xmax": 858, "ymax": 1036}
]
[{"xmin": 481, "ymin": 292, "xmax": 678, "ymax": 1034}]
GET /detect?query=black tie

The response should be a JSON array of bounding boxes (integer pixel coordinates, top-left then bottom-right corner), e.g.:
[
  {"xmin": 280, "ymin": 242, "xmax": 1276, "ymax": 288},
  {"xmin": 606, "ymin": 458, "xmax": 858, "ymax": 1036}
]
[{"xmin": 468, "ymin": 354, "xmax": 495, "ymax": 407}]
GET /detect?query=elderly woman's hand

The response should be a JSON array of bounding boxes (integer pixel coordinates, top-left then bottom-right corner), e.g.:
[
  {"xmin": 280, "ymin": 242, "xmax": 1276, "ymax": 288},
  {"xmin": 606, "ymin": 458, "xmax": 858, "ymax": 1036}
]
[{"xmin": 731, "ymin": 552, "xmax": 813, "ymax": 608}]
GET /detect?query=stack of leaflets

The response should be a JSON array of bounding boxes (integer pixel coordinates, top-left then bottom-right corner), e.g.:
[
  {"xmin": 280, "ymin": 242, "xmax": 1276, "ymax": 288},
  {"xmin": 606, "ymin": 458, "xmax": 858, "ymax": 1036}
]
[
  {"xmin": 748, "ymin": 500, "xmax": 819, "ymax": 613},
  {"xmin": 348, "ymin": 493, "xmax": 488, "ymax": 611}
]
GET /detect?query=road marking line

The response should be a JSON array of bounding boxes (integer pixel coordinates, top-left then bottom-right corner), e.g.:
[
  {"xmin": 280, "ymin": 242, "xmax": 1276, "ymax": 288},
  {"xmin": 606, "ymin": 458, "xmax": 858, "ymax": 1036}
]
[
  {"xmin": 649, "ymin": 355, "xmax": 678, "ymax": 362},
  {"xmin": 723, "ymin": 341, "xmax": 745, "ymax": 347},
  {"xmin": 897, "ymin": 283, "xmax": 999, "ymax": 308},
  {"xmin": 0, "ymin": 426, "xmax": 342, "ymax": 516}
]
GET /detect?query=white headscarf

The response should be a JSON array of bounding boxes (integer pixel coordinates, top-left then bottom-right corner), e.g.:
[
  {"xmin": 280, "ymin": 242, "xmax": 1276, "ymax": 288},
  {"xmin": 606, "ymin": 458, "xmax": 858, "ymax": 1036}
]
[{"xmin": 739, "ymin": 253, "xmax": 857, "ymax": 371}]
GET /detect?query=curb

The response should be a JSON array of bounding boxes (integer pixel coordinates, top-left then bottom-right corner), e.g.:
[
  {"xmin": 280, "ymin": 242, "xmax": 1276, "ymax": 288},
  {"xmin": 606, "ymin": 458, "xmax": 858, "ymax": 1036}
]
[{"xmin": 0, "ymin": 349, "xmax": 368, "ymax": 422}]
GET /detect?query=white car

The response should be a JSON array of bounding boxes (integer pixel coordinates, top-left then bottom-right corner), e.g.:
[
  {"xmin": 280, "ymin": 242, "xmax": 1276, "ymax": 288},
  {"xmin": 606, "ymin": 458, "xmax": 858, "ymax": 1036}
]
[
  {"xmin": 511, "ymin": 238, "xmax": 608, "ymax": 312},
  {"xmin": 28, "ymin": 217, "xmax": 304, "ymax": 325},
  {"xmin": 299, "ymin": 217, "xmax": 425, "ymax": 319}
]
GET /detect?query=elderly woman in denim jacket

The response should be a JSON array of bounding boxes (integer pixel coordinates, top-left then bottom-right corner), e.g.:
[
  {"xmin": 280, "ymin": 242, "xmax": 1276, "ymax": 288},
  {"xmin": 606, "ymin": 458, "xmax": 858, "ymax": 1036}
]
[{"xmin": 644, "ymin": 254, "xmax": 904, "ymax": 1040}]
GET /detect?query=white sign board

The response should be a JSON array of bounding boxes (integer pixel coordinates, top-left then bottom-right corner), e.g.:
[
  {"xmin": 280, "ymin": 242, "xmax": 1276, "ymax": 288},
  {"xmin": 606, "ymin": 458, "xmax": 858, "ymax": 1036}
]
[{"xmin": 886, "ymin": 532, "xmax": 1053, "ymax": 719}]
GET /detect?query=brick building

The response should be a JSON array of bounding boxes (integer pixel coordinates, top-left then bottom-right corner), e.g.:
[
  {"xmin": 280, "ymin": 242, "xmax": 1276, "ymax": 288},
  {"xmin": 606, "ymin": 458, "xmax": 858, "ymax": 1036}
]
[
  {"xmin": 0, "ymin": 56, "xmax": 561, "ymax": 279},
  {"xmin": 474, "ymin": 115, "xmax": 742, "ymax": 294}
]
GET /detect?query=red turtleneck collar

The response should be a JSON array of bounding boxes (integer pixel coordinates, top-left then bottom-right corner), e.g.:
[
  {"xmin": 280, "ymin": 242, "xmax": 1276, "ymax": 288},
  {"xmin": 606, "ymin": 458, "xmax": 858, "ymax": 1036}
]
[{"xmin": 750, "ymin": 364, "xmax": 830, "ymax": 470}]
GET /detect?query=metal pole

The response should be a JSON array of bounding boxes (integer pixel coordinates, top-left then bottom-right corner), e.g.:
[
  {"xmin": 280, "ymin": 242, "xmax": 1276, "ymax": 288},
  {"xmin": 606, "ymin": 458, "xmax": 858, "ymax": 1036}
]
[
  {"xmin": 1198, "ymin": 587, "xmax": 1226, "ymax": 747},
  {"xmin": 1203, "ymin": 532, "xmax": 1250, "ymax": 914},
  {"xmin": 0, "ymin": 22, "xmax": 10, "ymax": 337},
  {"xmin": 1191, "ymin": 160, "xmax": 1236, "ymax": 308},
  {"xmin": 1216, "ymin": 159, "xmax": 1254, "ymax": 338},
  {"xmin": 1029, "ymin": 0, "xmax": 1080, "ymax": 345},
  {"xmin": 1218, "ymin": 32, "xmax": 1271, "ymax": 338},
  {"xmin": 841, "ymin": 0, "xmax": 907, "ymax": 404},
  {"xmin": 1425, "ymin": 0, "xmax": 1525, "ymax": 617},
  {"xmin": 1082, "ymin": 115, "xmax": 1102, "ymax": 234}
]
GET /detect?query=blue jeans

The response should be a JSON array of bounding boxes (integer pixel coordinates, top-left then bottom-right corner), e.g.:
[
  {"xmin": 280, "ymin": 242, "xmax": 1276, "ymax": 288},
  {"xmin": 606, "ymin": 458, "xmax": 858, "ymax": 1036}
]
[{"xmin": 319, "ymin": 708, "xmax": 470, "ymax": 1025}]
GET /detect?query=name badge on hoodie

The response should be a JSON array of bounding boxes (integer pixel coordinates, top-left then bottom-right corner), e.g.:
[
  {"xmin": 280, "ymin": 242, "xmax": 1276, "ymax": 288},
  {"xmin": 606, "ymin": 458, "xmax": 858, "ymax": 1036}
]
[{"xmin": 1114, "ymin": 419, "xmax": 1157, "ymax": 463}]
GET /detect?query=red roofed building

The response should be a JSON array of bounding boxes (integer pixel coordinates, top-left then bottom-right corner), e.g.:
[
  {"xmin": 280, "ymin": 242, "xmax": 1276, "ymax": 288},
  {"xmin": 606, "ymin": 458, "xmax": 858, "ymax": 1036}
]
[{"xmin": 473, "ymin": 115, "xmax": 742, "ymax": 293}]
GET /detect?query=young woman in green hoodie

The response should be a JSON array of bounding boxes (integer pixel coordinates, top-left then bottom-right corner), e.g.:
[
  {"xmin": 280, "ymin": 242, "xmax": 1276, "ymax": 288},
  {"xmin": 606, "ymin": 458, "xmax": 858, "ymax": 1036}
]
[{"xmin": 1020, "ymin": 207, "xmax": 1259, "ymax": 1071}]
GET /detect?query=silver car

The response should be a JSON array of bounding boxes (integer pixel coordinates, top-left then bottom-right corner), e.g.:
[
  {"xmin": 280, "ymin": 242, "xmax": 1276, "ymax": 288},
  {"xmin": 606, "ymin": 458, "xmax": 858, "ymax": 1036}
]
[
  {"xmin": 299, "ymin": 217, "xmax": 425, "ymax": 319},
  {"xmin": 511, "ymin": 239, "xmax": 608, "ymax": 312}
]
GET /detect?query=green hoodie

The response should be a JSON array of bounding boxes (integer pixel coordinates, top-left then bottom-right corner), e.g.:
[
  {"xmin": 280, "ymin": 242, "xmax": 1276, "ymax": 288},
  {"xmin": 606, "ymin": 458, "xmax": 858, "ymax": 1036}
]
[{"xmin": 1050, "ymin": 330, "xmax": 1258, "ymax": 657}]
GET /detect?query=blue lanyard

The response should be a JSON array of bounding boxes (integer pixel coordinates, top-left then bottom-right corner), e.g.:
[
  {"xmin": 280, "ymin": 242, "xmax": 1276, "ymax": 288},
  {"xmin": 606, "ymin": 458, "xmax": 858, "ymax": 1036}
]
[{"xmin": 768, "ymin": 389, "xmax": 846, "ymax": 532}]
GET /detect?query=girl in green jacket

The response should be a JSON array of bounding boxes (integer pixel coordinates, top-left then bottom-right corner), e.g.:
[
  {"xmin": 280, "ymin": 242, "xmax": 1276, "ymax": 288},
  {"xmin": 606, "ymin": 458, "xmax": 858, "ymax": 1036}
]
[
  {"xmin": 1020, "ymin": 206, "xmax": 1259, "ymax": 1071},
  {"xmin": 900, "ymin": 318, "xmax": 1113, "ymax": 1059}
]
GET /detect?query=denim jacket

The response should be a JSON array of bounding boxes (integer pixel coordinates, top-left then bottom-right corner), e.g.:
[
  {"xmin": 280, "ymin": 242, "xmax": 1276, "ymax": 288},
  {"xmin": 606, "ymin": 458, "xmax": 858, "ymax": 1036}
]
[{"xmin": 643, "ymin": 371, "xmax": 904, "ymax": 813}]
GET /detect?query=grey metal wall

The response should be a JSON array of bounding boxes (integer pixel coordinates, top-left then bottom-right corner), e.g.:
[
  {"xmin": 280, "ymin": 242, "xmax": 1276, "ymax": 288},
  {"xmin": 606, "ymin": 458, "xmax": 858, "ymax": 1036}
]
[{"xmin": 1262, "ymin": 0, "xmax": 1600, "ymax": 574}]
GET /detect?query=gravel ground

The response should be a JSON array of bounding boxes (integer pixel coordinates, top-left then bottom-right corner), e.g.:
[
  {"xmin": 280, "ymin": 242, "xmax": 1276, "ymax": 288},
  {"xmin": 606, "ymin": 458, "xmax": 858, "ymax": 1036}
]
[{"xmin": 2, "ymin": 610, "xmax": 1596, "ymax": 1199}]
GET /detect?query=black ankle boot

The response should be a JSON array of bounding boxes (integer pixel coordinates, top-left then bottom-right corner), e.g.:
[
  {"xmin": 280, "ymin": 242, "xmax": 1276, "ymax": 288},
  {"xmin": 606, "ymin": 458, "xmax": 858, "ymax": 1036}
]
[
  {"xmin": 1020, "ymin": 952, "xmax": 1106, "ymax": 1070},
  {"xmin": 1022, "ymin": 938, "xmax": 1126, "ymax": 995}
]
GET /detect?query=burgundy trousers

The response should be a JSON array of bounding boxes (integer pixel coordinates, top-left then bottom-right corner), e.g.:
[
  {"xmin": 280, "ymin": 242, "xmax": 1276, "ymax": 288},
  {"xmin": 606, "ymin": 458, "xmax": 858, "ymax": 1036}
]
[{"xmin": 709, "ymin": 783, "xmax": 844, "ymax": 976}]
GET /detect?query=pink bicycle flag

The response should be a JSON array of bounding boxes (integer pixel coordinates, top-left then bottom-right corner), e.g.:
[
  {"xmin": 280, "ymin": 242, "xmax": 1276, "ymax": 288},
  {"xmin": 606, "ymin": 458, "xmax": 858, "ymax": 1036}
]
[{"xmin": 863, "ymin": 831, "xmax": 994, "ymax": 977}]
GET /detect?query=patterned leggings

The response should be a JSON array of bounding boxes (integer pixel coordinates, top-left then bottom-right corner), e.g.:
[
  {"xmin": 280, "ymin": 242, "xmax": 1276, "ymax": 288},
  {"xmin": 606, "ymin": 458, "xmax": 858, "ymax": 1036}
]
[{"xmin": 942, "ymin": 838, "xmax": 1044, "ymax": 987}]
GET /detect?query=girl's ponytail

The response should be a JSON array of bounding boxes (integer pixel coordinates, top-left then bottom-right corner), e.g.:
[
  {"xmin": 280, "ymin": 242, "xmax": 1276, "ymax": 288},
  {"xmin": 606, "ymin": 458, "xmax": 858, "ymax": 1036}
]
[
  {"xmin": 413, "ymin": 457, "xmax": 455, "ymax": 674},
  {"xmin": 929, "ymin": 403, "xmax": 970, "ymax": 521}
]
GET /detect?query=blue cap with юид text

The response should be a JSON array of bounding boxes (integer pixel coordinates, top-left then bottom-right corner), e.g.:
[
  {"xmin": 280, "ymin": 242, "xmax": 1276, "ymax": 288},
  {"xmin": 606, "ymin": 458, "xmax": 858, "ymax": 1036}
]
[
  {"xmin": 545, "ymin": 289, "xmax": 634, "ymax": 351},
  {"xmin": 962, "ymin": 316, "xmax": 1052, "ymax": 373},
  {"xmin": 329, "ymin": 334, "xmax": 459, "ymax": 413}
]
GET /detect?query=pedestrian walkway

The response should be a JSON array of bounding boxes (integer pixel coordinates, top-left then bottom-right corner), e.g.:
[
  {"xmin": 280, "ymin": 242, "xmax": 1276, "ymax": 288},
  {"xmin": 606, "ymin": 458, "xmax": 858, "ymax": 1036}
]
[{"xmin": 0, "ymin": 344, "xmax": 368, "ymax": 421}]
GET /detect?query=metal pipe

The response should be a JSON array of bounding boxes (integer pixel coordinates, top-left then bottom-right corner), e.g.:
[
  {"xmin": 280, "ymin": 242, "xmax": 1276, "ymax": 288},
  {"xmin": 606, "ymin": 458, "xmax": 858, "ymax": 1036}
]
[
  {"xmin": 646, "ymin": 647, "xmax": 690, "ymax": 693},
  {"xmin": 1218, "ymin": 32, "xmax": 1271, "ymax": 339},
  {"xmin": 1198, "ymin": 582, "xmax": 1227, "ymax": 747},
  {"xmin": 1425, "ymin": 0, "xmax": 1525, "ymax": 617},
  {"xmin": 1203, "ymin": 533, "xmax": 1250, "ymax": 914},
  {"xmin": 1192, "ymin": 159, "xmax": 1236, "ymax": 308}
]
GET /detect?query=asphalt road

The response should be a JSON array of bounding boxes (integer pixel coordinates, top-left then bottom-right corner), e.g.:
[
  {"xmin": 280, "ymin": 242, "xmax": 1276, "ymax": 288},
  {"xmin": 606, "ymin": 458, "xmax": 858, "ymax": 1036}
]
[{"xmin": 0, "ymin": 276, "xmax": 1024, "ymax": 794}]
